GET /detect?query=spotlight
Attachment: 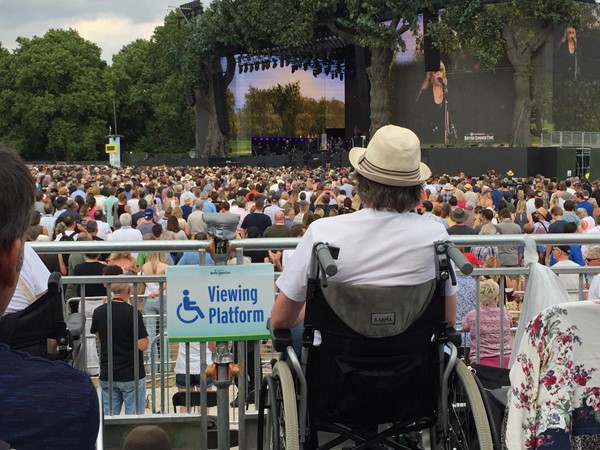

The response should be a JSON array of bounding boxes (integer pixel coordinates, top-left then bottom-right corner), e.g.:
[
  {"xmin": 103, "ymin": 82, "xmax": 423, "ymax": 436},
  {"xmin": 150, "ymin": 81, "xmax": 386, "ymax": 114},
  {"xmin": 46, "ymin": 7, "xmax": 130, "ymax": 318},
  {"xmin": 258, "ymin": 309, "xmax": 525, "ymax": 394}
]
[
  {"xmin": 273, "ymin": 60, "xmax": 277, "ymax": 69},
  {"xmin": 249, "ymin": 65, "xmax": 254, "ymax": 73},
  {"xmin": 340, "ymin": 72, "xmax": 344, "ymax": 81},
  {"xmin": 238, "ymin": 64, "xmax": 243, "ymax": 74}
]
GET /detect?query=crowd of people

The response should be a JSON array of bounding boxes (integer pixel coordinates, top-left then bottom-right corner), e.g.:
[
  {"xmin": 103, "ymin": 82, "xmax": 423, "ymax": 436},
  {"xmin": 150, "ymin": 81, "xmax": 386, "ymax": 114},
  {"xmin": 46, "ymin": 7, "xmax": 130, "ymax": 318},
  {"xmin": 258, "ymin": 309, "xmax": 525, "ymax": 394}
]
[
  {"xmin": 3, "ymin": 126, "xmax": 600, "ymax": 446},
  {"xmin": 19, "ymin": 149, "xmax": 600, "ymax": 373}
]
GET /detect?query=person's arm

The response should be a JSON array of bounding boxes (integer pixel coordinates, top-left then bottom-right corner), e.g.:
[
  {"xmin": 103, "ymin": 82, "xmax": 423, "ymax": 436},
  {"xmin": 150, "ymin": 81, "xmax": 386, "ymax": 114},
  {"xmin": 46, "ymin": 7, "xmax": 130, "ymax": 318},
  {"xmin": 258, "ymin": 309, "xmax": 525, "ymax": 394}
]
[
  {"xmin": 445, "ymin": 293, "xmax": 457, "ymax": 327},
  {"xmin": 138, "ymin": 336, "xmax": 149, "ymax": 352},
  {"xmin": 271, "ymin": 291, "xmax": 305, "ymax": 329},
  {"xmin": 58, "ymin": 253, "xmax": 67, "ymax": 275}
]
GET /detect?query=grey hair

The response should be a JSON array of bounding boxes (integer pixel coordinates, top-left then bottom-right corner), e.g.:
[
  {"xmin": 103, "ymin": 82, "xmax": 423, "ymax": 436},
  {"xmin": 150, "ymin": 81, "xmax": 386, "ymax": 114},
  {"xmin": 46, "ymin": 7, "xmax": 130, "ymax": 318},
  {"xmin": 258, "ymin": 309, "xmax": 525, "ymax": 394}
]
[
  {"xmin": 110, "ymin": 282, "xmax": 131, "ymax": 295},
  {"xmin": 354, "ymin": 173, "xmax": 422, "ymax": 213},
  {"xmin": 585, "ymin": 246, "xmax": 600, "ymax": 260},
  {"xmin": 0, "ymin": 145, "xmax": 35, "ymax": 251},
  {"xmin": 480, "ymin": 224, "xmax": 497, "ymax": 235},
  {"xmin": 576, "ymin": 207, "xmax": 588, "ymax": 218},
  {"xmin": 120, "ymin": 213, "xmax": 132, "ymax": 227}
]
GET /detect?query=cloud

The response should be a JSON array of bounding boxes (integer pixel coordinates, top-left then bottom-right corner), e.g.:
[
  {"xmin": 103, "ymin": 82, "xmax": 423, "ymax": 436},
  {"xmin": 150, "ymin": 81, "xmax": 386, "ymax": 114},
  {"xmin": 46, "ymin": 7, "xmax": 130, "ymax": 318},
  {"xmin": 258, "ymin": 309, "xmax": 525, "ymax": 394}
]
[
  {"xmin": 0, "ymin": 0, "xmax": 172, "ymax": 62},
  {"xmin": 74, "ymin": 15, "xmax": 162, "ymax": 61}
]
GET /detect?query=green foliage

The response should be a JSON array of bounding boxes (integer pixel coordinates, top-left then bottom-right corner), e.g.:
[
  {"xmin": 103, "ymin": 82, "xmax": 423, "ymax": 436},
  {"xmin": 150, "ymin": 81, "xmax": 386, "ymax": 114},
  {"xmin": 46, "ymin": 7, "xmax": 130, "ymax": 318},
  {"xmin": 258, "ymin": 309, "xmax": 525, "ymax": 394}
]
[
  {"xmin": 554, "ymin": 80, "xmax": 600, "ymax": 131},
  {"xmin": 107, "ymin": 22, "xmax": 195, "ymax": 155},
  {"xmin": 234, "ymin": 81, "xmax": 344, "ymax": 138},
  {"xmin": 432, "ymin": 0, "xmax": 590, "ymax": 69},
  {"xmin": 0, "ymin": 29, "xmax": 110, "ymax": 161}
]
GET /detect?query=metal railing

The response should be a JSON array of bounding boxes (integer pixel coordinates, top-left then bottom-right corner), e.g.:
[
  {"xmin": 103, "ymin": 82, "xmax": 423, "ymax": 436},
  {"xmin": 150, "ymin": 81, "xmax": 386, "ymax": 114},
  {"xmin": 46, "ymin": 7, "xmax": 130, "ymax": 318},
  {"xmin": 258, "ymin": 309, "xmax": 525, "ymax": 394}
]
[
  {"xmin": 541, "ymin": 131, "xmax": 600, "ymax": 148},
  {"xmin": 28, "ymin": 234, "xmax": 600, "ymax": 449}
]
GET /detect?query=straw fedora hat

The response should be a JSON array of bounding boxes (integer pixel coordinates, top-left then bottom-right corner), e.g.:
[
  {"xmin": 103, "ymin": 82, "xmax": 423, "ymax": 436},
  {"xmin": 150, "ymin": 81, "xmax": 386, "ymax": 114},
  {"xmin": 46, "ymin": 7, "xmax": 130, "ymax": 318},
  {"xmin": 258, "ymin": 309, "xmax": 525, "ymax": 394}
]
[{"xmin": 349, "ymin": 125, "xmax": 431, "ymax": 187}]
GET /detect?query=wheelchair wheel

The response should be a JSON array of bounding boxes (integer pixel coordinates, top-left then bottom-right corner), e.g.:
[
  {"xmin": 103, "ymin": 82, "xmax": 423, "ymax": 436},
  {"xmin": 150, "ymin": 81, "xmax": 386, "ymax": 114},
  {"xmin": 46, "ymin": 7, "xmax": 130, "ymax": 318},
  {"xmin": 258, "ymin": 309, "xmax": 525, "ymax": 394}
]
[
  {"xmin": 259, "ymin": 361, "xmax": 299, "ymax": 450},
  {"xmin": 446, "ymin": 359, "xmax": 493, "ymax": 450}
]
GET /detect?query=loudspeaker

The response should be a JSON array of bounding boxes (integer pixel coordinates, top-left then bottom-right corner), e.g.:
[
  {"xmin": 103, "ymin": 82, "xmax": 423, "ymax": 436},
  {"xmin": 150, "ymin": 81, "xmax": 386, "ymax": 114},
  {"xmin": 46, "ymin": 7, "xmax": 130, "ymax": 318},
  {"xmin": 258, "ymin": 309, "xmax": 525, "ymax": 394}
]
[{"xmin": 423, "ymin": 10, "xmax": 440, "ymax": 72}]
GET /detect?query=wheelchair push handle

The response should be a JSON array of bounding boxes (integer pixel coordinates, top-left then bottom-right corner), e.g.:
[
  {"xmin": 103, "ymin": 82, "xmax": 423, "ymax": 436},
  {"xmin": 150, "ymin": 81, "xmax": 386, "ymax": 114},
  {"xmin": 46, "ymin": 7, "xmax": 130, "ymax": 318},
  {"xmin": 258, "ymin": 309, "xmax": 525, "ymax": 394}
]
[
  {"xmin": 446, "ymin": 245, "xmax": 473, "ymax": 275},
  {"xmin": 314, "ymin": 242, "xmax": 338, "ymax": 277}
]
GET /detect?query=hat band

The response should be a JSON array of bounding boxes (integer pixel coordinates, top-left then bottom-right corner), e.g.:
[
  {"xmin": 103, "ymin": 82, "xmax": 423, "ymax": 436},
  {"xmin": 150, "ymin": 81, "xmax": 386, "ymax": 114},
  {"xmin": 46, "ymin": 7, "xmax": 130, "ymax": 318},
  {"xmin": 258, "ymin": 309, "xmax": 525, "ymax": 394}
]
[{"xmin": 358, "ymin": 155, "xmax": 420, "ymax": 179}]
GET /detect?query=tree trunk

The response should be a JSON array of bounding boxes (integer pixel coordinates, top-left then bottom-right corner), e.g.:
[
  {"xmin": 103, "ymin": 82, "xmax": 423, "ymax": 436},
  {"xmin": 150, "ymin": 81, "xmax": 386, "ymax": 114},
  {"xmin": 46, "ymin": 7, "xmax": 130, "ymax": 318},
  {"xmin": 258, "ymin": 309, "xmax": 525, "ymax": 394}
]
[
  {"xmin": 503, "ymin": 23, "xmax": 552, "ymax": 147},
  {"xmin": 366, "ymin": 46, "xmax": 394, "ymax": 138},
  {"xmin": 511, "ymin": 66, "xmax": 532, "ymax": 147}
]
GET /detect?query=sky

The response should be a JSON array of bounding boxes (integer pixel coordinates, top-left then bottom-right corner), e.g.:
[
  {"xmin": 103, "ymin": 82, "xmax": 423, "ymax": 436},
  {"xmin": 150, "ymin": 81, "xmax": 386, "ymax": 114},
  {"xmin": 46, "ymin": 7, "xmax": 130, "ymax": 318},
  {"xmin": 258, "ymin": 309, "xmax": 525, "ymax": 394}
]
[
  {"xmin": 0, "ymin": 0, "xmax": 345, "ymax": 106},
  {"xmin": 0, "ymin": 0, "xmax": 190, "ymax": 63}
]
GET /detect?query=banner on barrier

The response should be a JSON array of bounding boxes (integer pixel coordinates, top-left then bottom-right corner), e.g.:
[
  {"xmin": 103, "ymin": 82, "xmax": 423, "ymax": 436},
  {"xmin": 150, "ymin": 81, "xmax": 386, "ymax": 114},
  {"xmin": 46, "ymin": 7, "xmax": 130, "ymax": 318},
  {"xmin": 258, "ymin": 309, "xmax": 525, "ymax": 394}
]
[{"xmin": 166, "ymin": 264, "xmax": 274, "ymax": 342}]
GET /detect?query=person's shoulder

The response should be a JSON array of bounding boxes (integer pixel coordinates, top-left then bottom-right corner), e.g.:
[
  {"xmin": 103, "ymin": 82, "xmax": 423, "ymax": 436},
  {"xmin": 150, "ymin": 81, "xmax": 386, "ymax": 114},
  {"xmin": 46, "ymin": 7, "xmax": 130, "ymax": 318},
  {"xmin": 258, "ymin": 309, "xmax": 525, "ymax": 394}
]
[{"xmin": 0, "ymin": 345, "xmax": 94, "ymax": 385}]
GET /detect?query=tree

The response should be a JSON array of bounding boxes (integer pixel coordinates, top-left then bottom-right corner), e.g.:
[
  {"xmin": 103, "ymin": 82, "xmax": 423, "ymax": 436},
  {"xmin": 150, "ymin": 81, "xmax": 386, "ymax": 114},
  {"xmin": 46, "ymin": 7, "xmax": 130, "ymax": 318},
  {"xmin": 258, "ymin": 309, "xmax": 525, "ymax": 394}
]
[
  {"xmin": 109, "ymin": 32, "xmax": 195, "ymax": 155},
  {"xmin": 0, "ymin": 29, "xmax": 110, "ymax": 161},
  {"xmin": 298, "ymin": 0, "xmax": 423, "ymax": 137},
  {"xmin": 430, "ymin": 0, "xmax": 593, "ymax": 146}
]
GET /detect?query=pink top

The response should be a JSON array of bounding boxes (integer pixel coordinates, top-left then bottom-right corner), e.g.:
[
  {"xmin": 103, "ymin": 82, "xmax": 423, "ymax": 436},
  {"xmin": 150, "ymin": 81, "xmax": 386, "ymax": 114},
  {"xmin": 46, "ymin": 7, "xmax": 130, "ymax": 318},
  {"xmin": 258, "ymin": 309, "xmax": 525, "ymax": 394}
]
[{"xmin": 462, "ymin": 306, "xmax": 512, "ymax": 359}]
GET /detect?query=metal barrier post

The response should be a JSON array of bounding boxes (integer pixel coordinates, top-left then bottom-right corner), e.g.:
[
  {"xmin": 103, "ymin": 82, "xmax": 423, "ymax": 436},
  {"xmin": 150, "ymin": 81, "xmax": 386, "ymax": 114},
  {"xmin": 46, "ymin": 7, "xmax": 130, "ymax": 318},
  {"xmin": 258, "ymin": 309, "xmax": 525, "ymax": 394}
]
[{"xmin": 214, "ymin": 342, "xmax": 233, "ymax": 450}]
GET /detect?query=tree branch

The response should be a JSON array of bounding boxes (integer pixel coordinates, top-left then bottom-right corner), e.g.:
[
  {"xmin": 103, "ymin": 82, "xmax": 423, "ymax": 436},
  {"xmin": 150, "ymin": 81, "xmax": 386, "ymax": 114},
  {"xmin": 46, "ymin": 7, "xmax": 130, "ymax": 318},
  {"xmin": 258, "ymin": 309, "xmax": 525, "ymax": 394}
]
[{"xmin": 326, "ymin": 20, "xmax": 357, "ymax": 45}]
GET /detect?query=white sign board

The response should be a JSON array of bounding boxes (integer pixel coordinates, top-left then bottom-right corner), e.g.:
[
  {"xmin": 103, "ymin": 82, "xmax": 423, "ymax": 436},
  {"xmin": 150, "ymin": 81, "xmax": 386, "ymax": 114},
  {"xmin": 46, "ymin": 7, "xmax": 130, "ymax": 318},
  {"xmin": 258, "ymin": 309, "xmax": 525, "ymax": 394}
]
[{"xmin": 166, "ymin": 264, "xmax": 274, "ymax": 342}]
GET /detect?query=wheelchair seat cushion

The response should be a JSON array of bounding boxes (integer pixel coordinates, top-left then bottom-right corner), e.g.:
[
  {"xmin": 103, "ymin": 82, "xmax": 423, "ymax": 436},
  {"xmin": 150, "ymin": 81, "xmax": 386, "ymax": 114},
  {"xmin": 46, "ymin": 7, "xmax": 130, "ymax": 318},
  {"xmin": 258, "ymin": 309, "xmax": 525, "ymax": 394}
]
[{"xmin": 321, "ymin": 279, "xmax": 436, "ymax": 337}]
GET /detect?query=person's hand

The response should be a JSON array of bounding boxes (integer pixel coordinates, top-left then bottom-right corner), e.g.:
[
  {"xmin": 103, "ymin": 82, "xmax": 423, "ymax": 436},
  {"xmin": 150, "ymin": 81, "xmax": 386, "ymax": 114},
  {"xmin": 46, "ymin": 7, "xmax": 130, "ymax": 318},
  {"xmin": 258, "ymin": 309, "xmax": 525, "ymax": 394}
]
[{"xmin": 148, "ymin": 290, "xmax": 160, "ymax": 298}]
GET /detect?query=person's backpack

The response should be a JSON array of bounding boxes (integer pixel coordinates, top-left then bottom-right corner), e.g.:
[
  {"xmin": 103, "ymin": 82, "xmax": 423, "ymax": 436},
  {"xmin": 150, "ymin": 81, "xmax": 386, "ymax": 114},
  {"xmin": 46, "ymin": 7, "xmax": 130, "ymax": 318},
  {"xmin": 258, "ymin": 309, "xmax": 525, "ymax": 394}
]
[{"xmin": 60, "ymin": 231, "xmax": 78, "ymax": 266}]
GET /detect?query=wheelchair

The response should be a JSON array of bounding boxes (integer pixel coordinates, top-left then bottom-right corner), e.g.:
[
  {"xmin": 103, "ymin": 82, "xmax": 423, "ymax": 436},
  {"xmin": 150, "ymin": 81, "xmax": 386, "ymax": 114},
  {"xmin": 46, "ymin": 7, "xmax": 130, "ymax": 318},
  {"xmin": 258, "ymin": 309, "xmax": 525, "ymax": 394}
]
[
  {"xmin": 0, "ymin": 272, "xmax": 85, "ymax": 368},
  {"xmin": 258, "ymin": 241, "xmax": 493, "ymax": 450}
]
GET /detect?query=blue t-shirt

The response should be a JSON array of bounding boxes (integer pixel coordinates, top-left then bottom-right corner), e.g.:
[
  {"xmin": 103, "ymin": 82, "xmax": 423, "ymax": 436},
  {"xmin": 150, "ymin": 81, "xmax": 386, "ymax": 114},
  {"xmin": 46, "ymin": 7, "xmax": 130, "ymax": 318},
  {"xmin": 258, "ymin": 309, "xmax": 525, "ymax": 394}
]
[
  {"xmin": 177, "ymin": 251, "xmax": 215, "ymax": 266},
  {"xmin": 0, "ymin": 344, "xmax": 99, "ymax": 449}
]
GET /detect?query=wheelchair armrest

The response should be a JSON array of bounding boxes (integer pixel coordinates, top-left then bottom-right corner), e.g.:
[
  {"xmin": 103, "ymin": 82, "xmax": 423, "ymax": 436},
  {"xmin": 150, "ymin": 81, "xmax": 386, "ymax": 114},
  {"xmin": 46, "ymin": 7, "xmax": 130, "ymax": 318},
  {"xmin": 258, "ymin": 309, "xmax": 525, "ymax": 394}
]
[
  {"xmin": 267, "ymin": 318, "xmax": 293, "ymax": 353},
  {"xmin": 66, "ymin": 312, "xmax": 85, "ymax": 339},
  {"xmin": 445, "ymin": 326, "xmax": 463, "ymax": 348}
]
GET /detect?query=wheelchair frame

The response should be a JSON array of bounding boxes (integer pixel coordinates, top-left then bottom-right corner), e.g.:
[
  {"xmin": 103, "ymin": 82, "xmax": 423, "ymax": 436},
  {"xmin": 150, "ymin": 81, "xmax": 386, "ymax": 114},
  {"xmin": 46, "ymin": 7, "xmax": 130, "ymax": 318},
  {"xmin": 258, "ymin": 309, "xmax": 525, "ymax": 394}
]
[{"xmin": 258, "ymin": 241, "xmax": 494, "ymax": 450}]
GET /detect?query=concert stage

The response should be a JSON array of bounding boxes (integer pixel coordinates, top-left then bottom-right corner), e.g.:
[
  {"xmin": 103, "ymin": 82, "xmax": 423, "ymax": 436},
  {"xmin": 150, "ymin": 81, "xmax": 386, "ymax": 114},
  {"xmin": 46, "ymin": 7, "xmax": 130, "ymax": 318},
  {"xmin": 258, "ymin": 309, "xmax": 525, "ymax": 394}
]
[{"xmin": 139, "ymin": 146, "xmax": 581, "ymax": 179}]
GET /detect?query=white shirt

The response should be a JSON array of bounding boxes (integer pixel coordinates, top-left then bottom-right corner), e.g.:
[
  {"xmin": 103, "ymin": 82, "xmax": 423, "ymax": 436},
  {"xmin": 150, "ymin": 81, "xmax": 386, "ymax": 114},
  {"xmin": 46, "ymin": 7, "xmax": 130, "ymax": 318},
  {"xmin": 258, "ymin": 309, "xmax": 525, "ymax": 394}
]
[
  {"xmin": 276, "ymin": 208, "xmax": 458, "ymax": 302},
  {"xmin": 553, "ymin": 259, "xmax": 582, "ymax": 302},
  {"xmin": 40, "ymin": 214, "xmax": 56, "ymax": 238},
  {"xmin": 174, "ymin": 342, "xmax": 213, "ymax": 375},
  {"xmin": 4, "ymin": 244, "xmax": 51, "ymax": 315},
  {"xmin": 95, "ymin": 220, "xmax": 113, "ymax": 241},
  {"xmin": 588, "ymin": 272, "xmax": 600, "ymax": 300},
  {"xmin": 111, "ymin": 226, "xmax": 143, "ymax": 242}
]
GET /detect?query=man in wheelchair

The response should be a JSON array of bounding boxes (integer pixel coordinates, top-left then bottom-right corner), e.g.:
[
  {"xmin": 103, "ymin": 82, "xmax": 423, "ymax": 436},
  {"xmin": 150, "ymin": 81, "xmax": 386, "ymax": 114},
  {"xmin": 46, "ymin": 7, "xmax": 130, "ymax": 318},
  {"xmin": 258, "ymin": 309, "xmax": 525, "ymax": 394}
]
[{"xmin": 264, "ymin": 126, "xmax": 492, "ymax": 450}]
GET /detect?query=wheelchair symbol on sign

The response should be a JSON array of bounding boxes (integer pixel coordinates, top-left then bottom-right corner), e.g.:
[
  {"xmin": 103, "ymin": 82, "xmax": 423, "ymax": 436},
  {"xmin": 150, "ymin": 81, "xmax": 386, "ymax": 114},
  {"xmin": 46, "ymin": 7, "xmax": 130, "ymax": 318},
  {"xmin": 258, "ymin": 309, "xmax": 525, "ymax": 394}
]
[{"xmin": 176, "ymin": 290, "xmax": 205, "ymax": 324}]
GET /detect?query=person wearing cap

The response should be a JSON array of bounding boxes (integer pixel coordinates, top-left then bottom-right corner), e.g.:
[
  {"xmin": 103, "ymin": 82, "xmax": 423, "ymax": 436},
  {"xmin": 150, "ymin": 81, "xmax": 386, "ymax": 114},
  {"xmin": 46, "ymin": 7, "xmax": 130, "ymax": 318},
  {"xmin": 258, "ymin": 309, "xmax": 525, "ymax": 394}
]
[
  {"xmin": 441, "ymin": 182, "xmax": 455, "ymax": 203},
  {"xmin": 551, "ymin": 245, "xmax": 582, "ymax": 302},
  {"xmin": 461, "ymin": 278, "xmax": 512, "ymax": 367},
  {"xmin": 463, "ymin": 183, "xmax": 479, "ymax": 210},
  {"xmin": 495, "ymin": 208, "xmax": 522, "ymax": 268},
  {"xmin": 447, "ymin": 208, "xmax": 477, "ymax": 251},
  {"xmin": 136, "ymin": 207, "xmax": 157, "ymax": 236},
  {"xmin": 271, "ymin": 125, "xmax": 458, "ymax": 330}
]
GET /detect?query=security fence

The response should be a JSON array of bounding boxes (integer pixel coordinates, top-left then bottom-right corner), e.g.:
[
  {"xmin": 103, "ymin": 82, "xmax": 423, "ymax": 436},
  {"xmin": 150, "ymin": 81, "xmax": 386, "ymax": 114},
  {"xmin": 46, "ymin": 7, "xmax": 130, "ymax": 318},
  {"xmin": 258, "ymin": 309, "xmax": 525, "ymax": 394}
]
[{"xmin": 28, "ymin": 234, "xmax": 600, "ymax": 450}]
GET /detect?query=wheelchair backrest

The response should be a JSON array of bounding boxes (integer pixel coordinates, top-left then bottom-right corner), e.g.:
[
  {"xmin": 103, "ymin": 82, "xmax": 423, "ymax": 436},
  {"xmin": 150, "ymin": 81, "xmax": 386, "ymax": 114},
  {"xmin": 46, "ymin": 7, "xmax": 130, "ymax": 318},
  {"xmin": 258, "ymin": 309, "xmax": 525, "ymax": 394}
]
[
  {"xmin": 0, "ymin": 272, "xmax": 68, "ymax": 361},
  {"xmin": 302, "ymin": 278, "xmax": 444, "ymax": 425}
]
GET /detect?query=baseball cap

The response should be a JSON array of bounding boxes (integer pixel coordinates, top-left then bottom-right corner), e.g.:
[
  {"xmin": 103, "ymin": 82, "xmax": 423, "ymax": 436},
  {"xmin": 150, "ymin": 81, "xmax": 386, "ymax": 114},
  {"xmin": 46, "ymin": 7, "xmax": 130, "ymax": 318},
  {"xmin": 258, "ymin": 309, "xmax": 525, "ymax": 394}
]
[{"xmin": 144, "ymin": 207, "xmax": 155, "ymax": 220}]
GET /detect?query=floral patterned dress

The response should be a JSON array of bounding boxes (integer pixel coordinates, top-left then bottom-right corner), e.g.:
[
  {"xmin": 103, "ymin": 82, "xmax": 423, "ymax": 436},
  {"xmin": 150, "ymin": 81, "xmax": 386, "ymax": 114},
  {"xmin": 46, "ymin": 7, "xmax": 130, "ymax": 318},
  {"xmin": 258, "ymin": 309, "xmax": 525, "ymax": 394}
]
[{"xmin": 505, "ymin": 300, "xmax": 600, "ymax": 449}]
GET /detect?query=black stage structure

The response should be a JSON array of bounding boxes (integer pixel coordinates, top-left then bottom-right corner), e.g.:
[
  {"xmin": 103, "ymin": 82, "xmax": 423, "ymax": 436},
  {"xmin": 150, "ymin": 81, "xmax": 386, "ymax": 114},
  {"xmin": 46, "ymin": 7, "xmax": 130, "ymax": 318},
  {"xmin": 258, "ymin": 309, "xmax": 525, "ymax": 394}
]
[{"xmin": 138, "ymin": 146, "xmax": 568, "ymax": 179}]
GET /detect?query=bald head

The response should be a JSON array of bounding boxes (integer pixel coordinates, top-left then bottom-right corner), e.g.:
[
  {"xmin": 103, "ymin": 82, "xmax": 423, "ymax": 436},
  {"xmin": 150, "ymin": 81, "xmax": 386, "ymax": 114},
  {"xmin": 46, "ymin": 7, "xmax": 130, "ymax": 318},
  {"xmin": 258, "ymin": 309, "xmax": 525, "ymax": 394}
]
[{"xmin": 274, "ymin": 210, "xmax": 285, "ymax": 224}]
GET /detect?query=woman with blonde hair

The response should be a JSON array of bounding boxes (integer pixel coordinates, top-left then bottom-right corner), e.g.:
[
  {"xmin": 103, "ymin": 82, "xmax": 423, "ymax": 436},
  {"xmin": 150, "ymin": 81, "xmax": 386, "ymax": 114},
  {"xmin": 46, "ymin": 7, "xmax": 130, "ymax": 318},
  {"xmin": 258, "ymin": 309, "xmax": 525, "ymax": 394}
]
[
  {"xmin": 140, "ymin": 250, "xmax": 169, "ymax": 369},
  {"xmin": 461, "ymin": 278, "xmax": 512, "ymax": 367},
  {"xmin": 172, "ymin": 206, "xmax": 190, "ymax": 237},
  {"xmin": 512, "ymin": 199, "xmax": 532, "ymax": 229}
]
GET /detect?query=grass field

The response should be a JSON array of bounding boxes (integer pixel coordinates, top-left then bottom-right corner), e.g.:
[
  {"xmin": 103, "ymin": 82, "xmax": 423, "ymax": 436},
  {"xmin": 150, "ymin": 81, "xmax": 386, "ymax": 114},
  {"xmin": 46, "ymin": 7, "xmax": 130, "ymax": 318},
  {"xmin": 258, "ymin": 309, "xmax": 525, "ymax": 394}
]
[{"xmin": 229, "ymin": 139, "xmax": 252, "ymax": 156}]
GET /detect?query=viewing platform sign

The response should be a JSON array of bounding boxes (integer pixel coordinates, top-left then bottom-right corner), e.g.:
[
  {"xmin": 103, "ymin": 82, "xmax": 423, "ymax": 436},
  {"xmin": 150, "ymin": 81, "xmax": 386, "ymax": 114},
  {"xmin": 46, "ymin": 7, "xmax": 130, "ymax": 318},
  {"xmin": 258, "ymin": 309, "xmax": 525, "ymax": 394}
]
[{"xmin": 166, "ymin": 264, "xmax": 274, "ymax": 342}]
